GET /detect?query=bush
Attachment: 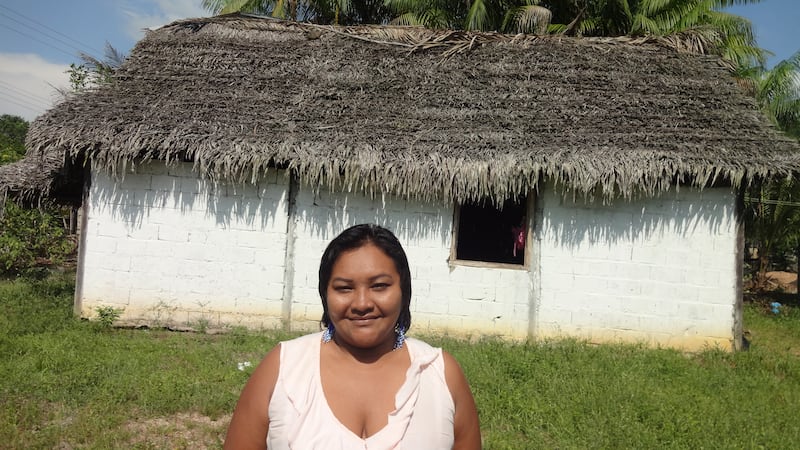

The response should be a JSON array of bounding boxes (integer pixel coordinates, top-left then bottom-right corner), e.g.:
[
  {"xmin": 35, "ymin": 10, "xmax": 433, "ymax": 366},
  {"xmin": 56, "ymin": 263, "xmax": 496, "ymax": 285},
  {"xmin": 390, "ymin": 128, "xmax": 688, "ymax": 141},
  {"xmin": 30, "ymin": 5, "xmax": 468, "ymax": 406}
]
[{"xmin": 0, "ymin": 200, "xmax": 75, "ymax": 275}]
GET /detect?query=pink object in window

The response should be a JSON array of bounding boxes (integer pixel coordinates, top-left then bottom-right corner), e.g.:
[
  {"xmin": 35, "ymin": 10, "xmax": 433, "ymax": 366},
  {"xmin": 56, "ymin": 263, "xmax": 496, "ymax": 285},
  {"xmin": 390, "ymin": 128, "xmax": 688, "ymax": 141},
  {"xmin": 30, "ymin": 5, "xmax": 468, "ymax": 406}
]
[{"xmin": 512, "ymin": 226, "xmax": 526, "ymax": 257}]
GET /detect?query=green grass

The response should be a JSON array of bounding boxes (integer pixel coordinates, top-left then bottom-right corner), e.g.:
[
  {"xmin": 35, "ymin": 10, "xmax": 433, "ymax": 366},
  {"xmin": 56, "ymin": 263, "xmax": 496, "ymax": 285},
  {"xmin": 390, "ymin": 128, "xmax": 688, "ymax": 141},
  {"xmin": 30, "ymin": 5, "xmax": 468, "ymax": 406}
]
[{"xmin": 2, "ymin": 273, "xmax": 799, "ymax": 449}]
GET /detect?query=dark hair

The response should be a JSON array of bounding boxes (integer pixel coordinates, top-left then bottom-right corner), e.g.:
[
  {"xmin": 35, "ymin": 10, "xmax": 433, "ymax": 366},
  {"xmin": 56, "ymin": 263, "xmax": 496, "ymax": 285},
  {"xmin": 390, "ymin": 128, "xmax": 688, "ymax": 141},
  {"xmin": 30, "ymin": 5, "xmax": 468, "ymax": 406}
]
[{"xmin": 318, "ymin": 224, "xmax": 412, "ymax": 331}]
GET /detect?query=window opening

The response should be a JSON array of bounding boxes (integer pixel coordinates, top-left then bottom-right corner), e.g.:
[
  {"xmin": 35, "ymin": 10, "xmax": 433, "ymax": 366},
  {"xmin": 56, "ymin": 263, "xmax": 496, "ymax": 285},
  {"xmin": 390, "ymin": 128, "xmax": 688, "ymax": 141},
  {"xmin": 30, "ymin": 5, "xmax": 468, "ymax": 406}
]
[{"xmin": 454, "ymin": 196, "xmax": 528, "ymax": 266}]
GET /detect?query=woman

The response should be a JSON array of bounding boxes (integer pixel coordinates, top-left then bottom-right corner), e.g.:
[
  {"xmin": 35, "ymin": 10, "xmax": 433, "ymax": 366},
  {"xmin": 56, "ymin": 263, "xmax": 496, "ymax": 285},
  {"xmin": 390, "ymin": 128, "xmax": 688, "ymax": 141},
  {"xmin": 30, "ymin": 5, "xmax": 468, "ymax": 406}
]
[{"xmin": 224, "ymin": 224, "xmax": 481, "ymax": 449}]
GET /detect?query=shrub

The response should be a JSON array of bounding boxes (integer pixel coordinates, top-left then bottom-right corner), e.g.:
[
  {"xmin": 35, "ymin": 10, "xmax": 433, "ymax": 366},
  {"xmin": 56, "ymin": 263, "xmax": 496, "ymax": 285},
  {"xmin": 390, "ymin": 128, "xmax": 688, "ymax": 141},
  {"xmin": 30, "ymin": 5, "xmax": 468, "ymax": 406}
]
[
  {"xmin": 94, "ymin": 305, "xmax": 124, "ymax": 329},
  {"xmin": 0, "ymin": 200, "xmax": 75, "ymax": 275}
]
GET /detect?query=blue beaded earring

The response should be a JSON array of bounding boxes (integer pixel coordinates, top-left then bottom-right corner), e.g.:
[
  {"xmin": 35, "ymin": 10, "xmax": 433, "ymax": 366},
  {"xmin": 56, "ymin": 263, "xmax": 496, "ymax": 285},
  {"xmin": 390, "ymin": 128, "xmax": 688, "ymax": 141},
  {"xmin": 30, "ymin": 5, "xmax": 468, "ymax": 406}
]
[
  {"xmin": 393, "ymin": 324, "xmax": 406, "ymax": 350},
  {"xmin": 322, "ymin": 323, "xmax": 335, "ymax": 343}
]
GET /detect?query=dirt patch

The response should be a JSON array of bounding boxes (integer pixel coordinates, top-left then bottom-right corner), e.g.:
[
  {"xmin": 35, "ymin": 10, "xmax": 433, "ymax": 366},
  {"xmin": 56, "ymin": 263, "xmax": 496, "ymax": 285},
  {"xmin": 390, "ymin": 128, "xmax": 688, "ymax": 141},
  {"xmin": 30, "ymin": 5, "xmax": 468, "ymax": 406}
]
[
  {"xmin": 124, "ymin": 412, "xmax": 231, "ymax": 449},
  {"xmin": 764, "ymin": 271, "xmax": 798, "ymax": 294}
]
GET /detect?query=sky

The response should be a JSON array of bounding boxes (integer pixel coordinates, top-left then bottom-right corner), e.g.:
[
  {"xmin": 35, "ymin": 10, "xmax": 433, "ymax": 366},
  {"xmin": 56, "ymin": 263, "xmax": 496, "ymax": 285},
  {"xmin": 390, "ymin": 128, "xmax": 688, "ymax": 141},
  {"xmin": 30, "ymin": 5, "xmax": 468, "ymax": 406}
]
[{"xmin": 0, "ymin": 0, "xmax": 798, "ymax": 121}]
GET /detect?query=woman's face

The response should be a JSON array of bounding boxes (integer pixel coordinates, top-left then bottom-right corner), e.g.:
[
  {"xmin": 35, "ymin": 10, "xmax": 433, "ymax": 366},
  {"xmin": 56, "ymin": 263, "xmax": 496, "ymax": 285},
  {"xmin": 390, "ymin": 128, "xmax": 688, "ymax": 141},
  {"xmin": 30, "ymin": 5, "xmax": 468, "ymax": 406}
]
[{"xmin": 326, "ymin": 242, "xmax": 403, "ymax": 351}]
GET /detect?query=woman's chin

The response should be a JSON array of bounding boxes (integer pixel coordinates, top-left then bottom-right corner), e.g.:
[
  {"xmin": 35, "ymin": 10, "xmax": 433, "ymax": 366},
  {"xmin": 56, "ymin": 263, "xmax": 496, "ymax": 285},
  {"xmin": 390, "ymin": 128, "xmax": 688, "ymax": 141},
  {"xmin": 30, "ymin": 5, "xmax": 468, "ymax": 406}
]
[{"xmin": 339, "ymin": 327, "xmax": 393, "ymax": 350}]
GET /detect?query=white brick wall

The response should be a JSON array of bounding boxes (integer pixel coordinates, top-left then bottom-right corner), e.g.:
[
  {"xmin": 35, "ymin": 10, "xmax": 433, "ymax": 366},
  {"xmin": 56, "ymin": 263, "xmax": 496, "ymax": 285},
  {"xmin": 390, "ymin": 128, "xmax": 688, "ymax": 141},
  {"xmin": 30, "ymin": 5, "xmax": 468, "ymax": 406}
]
[
  {"xmin": 535, "ymin": 186, "xmax": 738, "ymax": 349},
  {"xmin": 288, "ymin": 187, "xmax": 532, "ymax": 338},
  {"xmin": 80, "ymin": 162, "xmax": 289, "ymax": 328},
  {"xmin": 78, "ymin": 163, "xmax": 739, "ymax": 349}
]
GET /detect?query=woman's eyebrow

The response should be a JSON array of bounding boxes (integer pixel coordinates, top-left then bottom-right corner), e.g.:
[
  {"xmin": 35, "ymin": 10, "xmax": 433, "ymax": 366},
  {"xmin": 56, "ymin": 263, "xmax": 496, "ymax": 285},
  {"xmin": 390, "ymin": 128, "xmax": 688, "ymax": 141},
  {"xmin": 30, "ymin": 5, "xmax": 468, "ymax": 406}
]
[{"xmin": 330, "ymin": 274, "xmax": 394, "ymax": 283}]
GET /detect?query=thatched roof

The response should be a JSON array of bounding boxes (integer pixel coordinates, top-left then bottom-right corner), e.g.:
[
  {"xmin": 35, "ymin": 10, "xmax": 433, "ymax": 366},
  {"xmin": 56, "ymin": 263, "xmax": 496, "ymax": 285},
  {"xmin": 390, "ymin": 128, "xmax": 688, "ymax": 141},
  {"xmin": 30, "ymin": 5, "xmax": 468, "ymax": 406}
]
[
  {"xmin": 13, "ymin": 13, "xmax": 800, "ymax": 203},
  {"xmin": 0, "ymin": 151, "xmax": 65, "ymax": 202}
]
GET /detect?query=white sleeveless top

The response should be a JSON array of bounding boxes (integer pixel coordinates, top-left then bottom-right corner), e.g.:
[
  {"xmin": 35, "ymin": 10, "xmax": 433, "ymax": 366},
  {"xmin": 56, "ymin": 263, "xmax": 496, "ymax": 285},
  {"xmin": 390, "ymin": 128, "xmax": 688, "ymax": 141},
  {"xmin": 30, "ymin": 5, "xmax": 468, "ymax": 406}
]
[{"xmin": 267, "ymin": 332, "xmax": 455, "ymax": 449}]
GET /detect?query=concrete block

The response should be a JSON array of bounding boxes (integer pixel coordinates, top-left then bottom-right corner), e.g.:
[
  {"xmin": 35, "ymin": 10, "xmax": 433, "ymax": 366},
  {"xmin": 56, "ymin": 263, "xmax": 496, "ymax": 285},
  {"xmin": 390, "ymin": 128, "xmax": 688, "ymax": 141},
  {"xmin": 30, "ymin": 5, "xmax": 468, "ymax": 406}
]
[
  {"xmin": 128, "ymin": 224, "xmax": 159, "ymax": 241},
  {"xmin": 462, "ymin": 285, "xmax": 495, "ymax": 302},
  {"xmin": 158, "ymin": 225, "xmax": 189, "ymax": 243},
  {"xmin": 429, "ymin": 282, "xmax": 462, "ymax": 302},
  {"xmin": 572, "ymin": 275, "xmax": 609, "ymax": 293},
  {"xmin": 291, "ymin": 287, "xmax": 319, "ymax": 305},
  {"xmin": 597, "ymin": 279, "xmax": 637, "ymax": 297},
  {"xmin": 134, "ymin": 162, "xmax": 169, "ymax": 176},
  {"xmin": 165, "ymin": 162, "xmax": 196, "ymax": 178},
  {"xmin": 187, "ymin": 230, "xmax": 209, "ymax": 244},
  {"xmin": 130, "ymin": 255, "xmax": 177, "ymax": 273},
  {"xmin": 83, "ymin": 252, "xmax": 131, "ymax": 271},
  {"xmin": 150, "ymin": 175, "xmax": 181, "ymax": 193},
  {"xmin": 96, "ymin": 221, "xmax": 133, "ymax": 238},
  {"xmin": 119, "ymin": 174, "xmax": 152, "ymax": 190},
  {"xmin": 86, "ymin": 235, "xmax": 118, "ymax": 254},
  {"xmin": 494, "ymin": 285, "xmax": 528, "ymax": 305},
  {"xmin": 234, "ymin": 230, "xmax": 274, "ymax": 249},
  {"xmin": 630, "ymin": 246, "xmax": 667, "ymax": 265},
  {"xmin": 413, "ymin": 298, "xmax": 449, "ymax": 315}
]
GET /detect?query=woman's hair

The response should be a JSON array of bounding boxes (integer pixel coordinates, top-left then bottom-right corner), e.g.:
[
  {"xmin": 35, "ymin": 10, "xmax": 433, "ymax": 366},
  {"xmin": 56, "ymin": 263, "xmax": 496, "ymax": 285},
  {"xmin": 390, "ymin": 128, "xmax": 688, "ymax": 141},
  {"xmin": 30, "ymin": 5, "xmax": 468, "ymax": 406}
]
[{"xmin": 318, "ymin": 224, "xmax": 412, "ymax": 331}]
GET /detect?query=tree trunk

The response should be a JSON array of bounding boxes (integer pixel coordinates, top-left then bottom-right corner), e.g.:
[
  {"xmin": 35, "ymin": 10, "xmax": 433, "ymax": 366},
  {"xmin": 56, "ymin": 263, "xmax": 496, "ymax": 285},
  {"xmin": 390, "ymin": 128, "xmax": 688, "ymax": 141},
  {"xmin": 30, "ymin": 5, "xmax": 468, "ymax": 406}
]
[{"xmin": 756, "ymin": 253, "xmax": 770, "ymax": 291}]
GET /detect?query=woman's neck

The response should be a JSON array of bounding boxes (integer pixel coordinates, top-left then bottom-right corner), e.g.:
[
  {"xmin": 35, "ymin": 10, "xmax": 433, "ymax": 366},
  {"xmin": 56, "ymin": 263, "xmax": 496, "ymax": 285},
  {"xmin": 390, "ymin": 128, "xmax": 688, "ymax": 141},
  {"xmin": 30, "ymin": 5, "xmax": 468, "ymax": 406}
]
[{"xmin": 330, "ymin": 335, "xmax": 400, "ymax": 365}]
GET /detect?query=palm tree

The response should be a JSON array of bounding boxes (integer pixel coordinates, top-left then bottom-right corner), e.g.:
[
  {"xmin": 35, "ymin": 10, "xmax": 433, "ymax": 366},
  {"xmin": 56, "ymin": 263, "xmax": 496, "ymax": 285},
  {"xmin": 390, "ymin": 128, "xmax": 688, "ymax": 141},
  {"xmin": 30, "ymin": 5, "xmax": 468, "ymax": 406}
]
[
  {"xmin": 541, "ymin": 0, "xmax": 764, "ymax": 67},
  {"xmin": 202, "ymin": 0, "xmax": 388, "ymax": 24},
  {"xmin": 384, "ymin": 0, "xmax": 764, "ymax": 67},
  {"xmin": 744, "ymin": 50, "xmax": 800, "ymax": 289},
  {"xmin": 204, "ymin": 0, "xmax": 765, "ymax": 67},
  {"xmin": 384, "ymin": 0, "xmax": 552, "ymax": 33},
  {"xmin": 754, "ymin": 51, "xmax": 800, "ymax": 138}
]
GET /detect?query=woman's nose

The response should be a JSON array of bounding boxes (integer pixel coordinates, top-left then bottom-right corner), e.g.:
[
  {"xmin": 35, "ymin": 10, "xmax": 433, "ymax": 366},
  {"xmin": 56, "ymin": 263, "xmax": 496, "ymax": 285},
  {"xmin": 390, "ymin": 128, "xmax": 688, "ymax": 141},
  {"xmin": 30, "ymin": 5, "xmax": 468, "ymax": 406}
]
[{"xmin": 351, "ymin": 287, "xmax": 374, "ymax": 312}]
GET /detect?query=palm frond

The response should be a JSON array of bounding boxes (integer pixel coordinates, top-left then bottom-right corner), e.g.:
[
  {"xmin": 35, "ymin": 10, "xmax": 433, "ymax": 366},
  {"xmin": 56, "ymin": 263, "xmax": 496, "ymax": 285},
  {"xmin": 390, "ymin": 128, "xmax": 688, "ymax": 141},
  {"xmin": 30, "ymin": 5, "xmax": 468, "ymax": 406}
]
[
  {"xmin": 577, "ymin": 16, "xmax": 599, "ymax": 36},
  {"xmin": 505, "ymin": 5, "xmax": 552, "ymax": 34},
  {"xmin": 660, "ymin": 26, "xmax": 719, "ymax": 55},
  {"xmin": 464, "ymin": 0, "xmax": 491, "ymax": 31},
  {"xmin": 597, "ymin": 0, "xmax": 633, "ymax": 35},
  {"xmin": 389, "ymin": 11, "xmax": 425, "ymax": 25},
  {"xmin": 637, "ymin": 0, "xmax": 674, "ymax": 17},
  {"xmin": 203, "ymin": 0, "xmax": 266, "ymax": 14},
  {"xmin": 384, "ymin": 0, "xmax": 425, "ymax": 13},
  {"xmin": 102, "ymin": 43, "xmax": 126, "ymax": 69},
  {"xmin": 758, "ymin": 51, "xmax": 800, "ymax": 133},
  {"xmin": 629, "ymin": 13, "xmax": 661, "ymax": 35}
]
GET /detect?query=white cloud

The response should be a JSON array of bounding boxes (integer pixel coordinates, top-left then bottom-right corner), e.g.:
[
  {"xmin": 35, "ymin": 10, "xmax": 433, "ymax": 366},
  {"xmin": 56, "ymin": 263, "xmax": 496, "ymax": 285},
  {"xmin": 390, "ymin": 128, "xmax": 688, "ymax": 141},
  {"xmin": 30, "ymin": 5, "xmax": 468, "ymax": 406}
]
[
  {"xmin": 0, "ymin": 53, "xmax": 71, "ymax": 121},
  {"xmin": 121, "ymin": 0, "xmax": 210, "ymax": 42}
]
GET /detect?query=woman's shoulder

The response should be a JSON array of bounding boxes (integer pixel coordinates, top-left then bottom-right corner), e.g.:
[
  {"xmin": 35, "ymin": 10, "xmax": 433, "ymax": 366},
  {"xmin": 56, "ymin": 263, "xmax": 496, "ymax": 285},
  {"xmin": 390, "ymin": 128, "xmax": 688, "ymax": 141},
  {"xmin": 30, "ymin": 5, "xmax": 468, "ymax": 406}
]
[
  {"xmin": 276, "ymin": 332, "xmax": 322, "ymax": 369},
  {"xmin": 281, "ymin": 331, "xmax": 323, "ymax": 347},
  {"xmin": 406, "ymin": 336, "xmax": 440, "ymax": 353},
  {"xmin": 405, "ymin": 337, "xmax": 446, "ymax": 369}
]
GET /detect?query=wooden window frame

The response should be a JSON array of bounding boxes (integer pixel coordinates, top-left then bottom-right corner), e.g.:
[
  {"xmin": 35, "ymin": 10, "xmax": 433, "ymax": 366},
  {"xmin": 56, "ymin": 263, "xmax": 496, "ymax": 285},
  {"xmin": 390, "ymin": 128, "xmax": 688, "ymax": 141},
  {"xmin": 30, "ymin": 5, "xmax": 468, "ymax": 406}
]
[{"xmin": 449, "ymin": 193, "xmax": 534, "ymax": 270}]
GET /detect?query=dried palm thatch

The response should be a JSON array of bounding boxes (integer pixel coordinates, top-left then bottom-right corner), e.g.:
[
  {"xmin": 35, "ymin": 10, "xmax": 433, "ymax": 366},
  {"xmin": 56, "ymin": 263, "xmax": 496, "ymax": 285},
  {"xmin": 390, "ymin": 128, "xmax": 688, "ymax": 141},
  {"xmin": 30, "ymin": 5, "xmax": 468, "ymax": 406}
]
[
  {"xmin": 14, "ymin": 13, "xmax": 800, "ymax": 204},
  {"xmin": 0, "ymin": 151, "xmax": 65, "ymax": 202}
]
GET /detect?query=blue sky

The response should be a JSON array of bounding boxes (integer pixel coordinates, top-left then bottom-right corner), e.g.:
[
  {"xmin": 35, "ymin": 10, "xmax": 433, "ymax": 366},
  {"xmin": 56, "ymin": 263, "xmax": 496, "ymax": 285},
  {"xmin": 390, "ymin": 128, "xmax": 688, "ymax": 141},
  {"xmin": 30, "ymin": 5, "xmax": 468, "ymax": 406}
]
[{"xmin": 0, "ymin": 0, "xmax": 797, "ymax": 120}]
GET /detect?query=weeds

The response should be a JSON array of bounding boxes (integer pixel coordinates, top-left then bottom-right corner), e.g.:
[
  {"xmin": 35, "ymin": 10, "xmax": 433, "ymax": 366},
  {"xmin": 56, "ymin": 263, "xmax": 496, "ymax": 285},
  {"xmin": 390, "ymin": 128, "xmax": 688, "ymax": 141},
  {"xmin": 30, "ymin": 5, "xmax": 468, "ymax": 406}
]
[{"xmin": 95, "ymin": 305, "xmax": 124, "ymax": 328}]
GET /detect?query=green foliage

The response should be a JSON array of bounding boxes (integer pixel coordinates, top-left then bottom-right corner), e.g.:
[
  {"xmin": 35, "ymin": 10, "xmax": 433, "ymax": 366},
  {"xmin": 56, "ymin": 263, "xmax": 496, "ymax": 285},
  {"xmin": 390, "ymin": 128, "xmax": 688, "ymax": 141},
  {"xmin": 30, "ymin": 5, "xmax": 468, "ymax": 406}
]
[
  {"xmin": 755, "ymin": 49, "xmax": 800, "ymax": 138},
  {"xmin": 0, "ymin": 114, "xmax": 28, "ymax": 165},
  {"xmin": 203, "ymin": 0, "xmax": 389, "ymax": 24},
  {"xmin": 206, "ymin": 0, "xmax": 764, "ymax": 69},
  {"xmin": 743, "ymin": 50, "xmax": 800, "ymax": 287},
  {"xmin": 0, "ymin": 271, "xmax": 75, "ymax": 337},
  {"xmin": 66, "ymin": 43, "xmax": 126, "ymax": 92},
  {"xmin": 0, "ymin": 200, "xmax": 75, "ymax": 276},
  {"xmin": 94, "ymin": 306, "xmax": 124, "ymax": 329},
  {"xmin": 67, "ymin": 63, "xmax": 92, "ymax": 92}
]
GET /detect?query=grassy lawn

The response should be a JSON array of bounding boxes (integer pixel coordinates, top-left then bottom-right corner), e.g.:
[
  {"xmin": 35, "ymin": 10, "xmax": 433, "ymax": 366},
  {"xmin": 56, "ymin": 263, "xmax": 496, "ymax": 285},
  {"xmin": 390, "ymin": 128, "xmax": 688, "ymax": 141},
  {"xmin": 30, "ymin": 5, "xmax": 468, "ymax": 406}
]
[{"xmin": 1, "ymin": 273, "xmax": 799, "ymax": 449}]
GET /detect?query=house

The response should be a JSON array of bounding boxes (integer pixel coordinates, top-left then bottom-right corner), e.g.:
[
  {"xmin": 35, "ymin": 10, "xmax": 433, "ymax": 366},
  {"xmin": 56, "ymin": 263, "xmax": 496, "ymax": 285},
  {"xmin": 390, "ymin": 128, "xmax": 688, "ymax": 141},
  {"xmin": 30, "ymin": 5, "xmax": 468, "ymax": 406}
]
[{"xmin": 6, "ymin": 14, "xmax": 800, "ymax": 350}]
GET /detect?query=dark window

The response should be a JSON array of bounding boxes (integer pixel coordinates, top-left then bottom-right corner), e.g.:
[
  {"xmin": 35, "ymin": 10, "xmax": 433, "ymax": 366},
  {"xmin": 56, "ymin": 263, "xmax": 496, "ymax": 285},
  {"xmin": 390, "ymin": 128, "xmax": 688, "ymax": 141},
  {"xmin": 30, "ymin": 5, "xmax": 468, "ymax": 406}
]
[{"xmin": 454, "ymin": 196, "xmax": 528, "ymax": 266}]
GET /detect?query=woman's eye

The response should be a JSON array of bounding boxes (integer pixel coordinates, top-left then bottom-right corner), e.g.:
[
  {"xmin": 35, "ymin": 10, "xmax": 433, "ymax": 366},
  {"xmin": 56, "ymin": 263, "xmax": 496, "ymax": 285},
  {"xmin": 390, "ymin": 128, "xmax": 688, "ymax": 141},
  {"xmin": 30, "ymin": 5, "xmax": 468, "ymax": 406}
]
[
  {"xmin": 333, "ymin": 286, "xmax": 352, "ymax": 292},
  {"xmin": 372, "ymin": 283, "xmax": 389, "ymax": 290}
]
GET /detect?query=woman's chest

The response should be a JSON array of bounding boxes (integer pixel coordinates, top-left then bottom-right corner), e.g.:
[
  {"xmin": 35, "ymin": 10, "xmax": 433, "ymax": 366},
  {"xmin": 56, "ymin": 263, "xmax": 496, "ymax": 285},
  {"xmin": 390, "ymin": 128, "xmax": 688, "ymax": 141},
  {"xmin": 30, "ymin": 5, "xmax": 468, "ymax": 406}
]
[{"xmin": 321, "ymin": 363, "xmax": 406, "ymax": 438}]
